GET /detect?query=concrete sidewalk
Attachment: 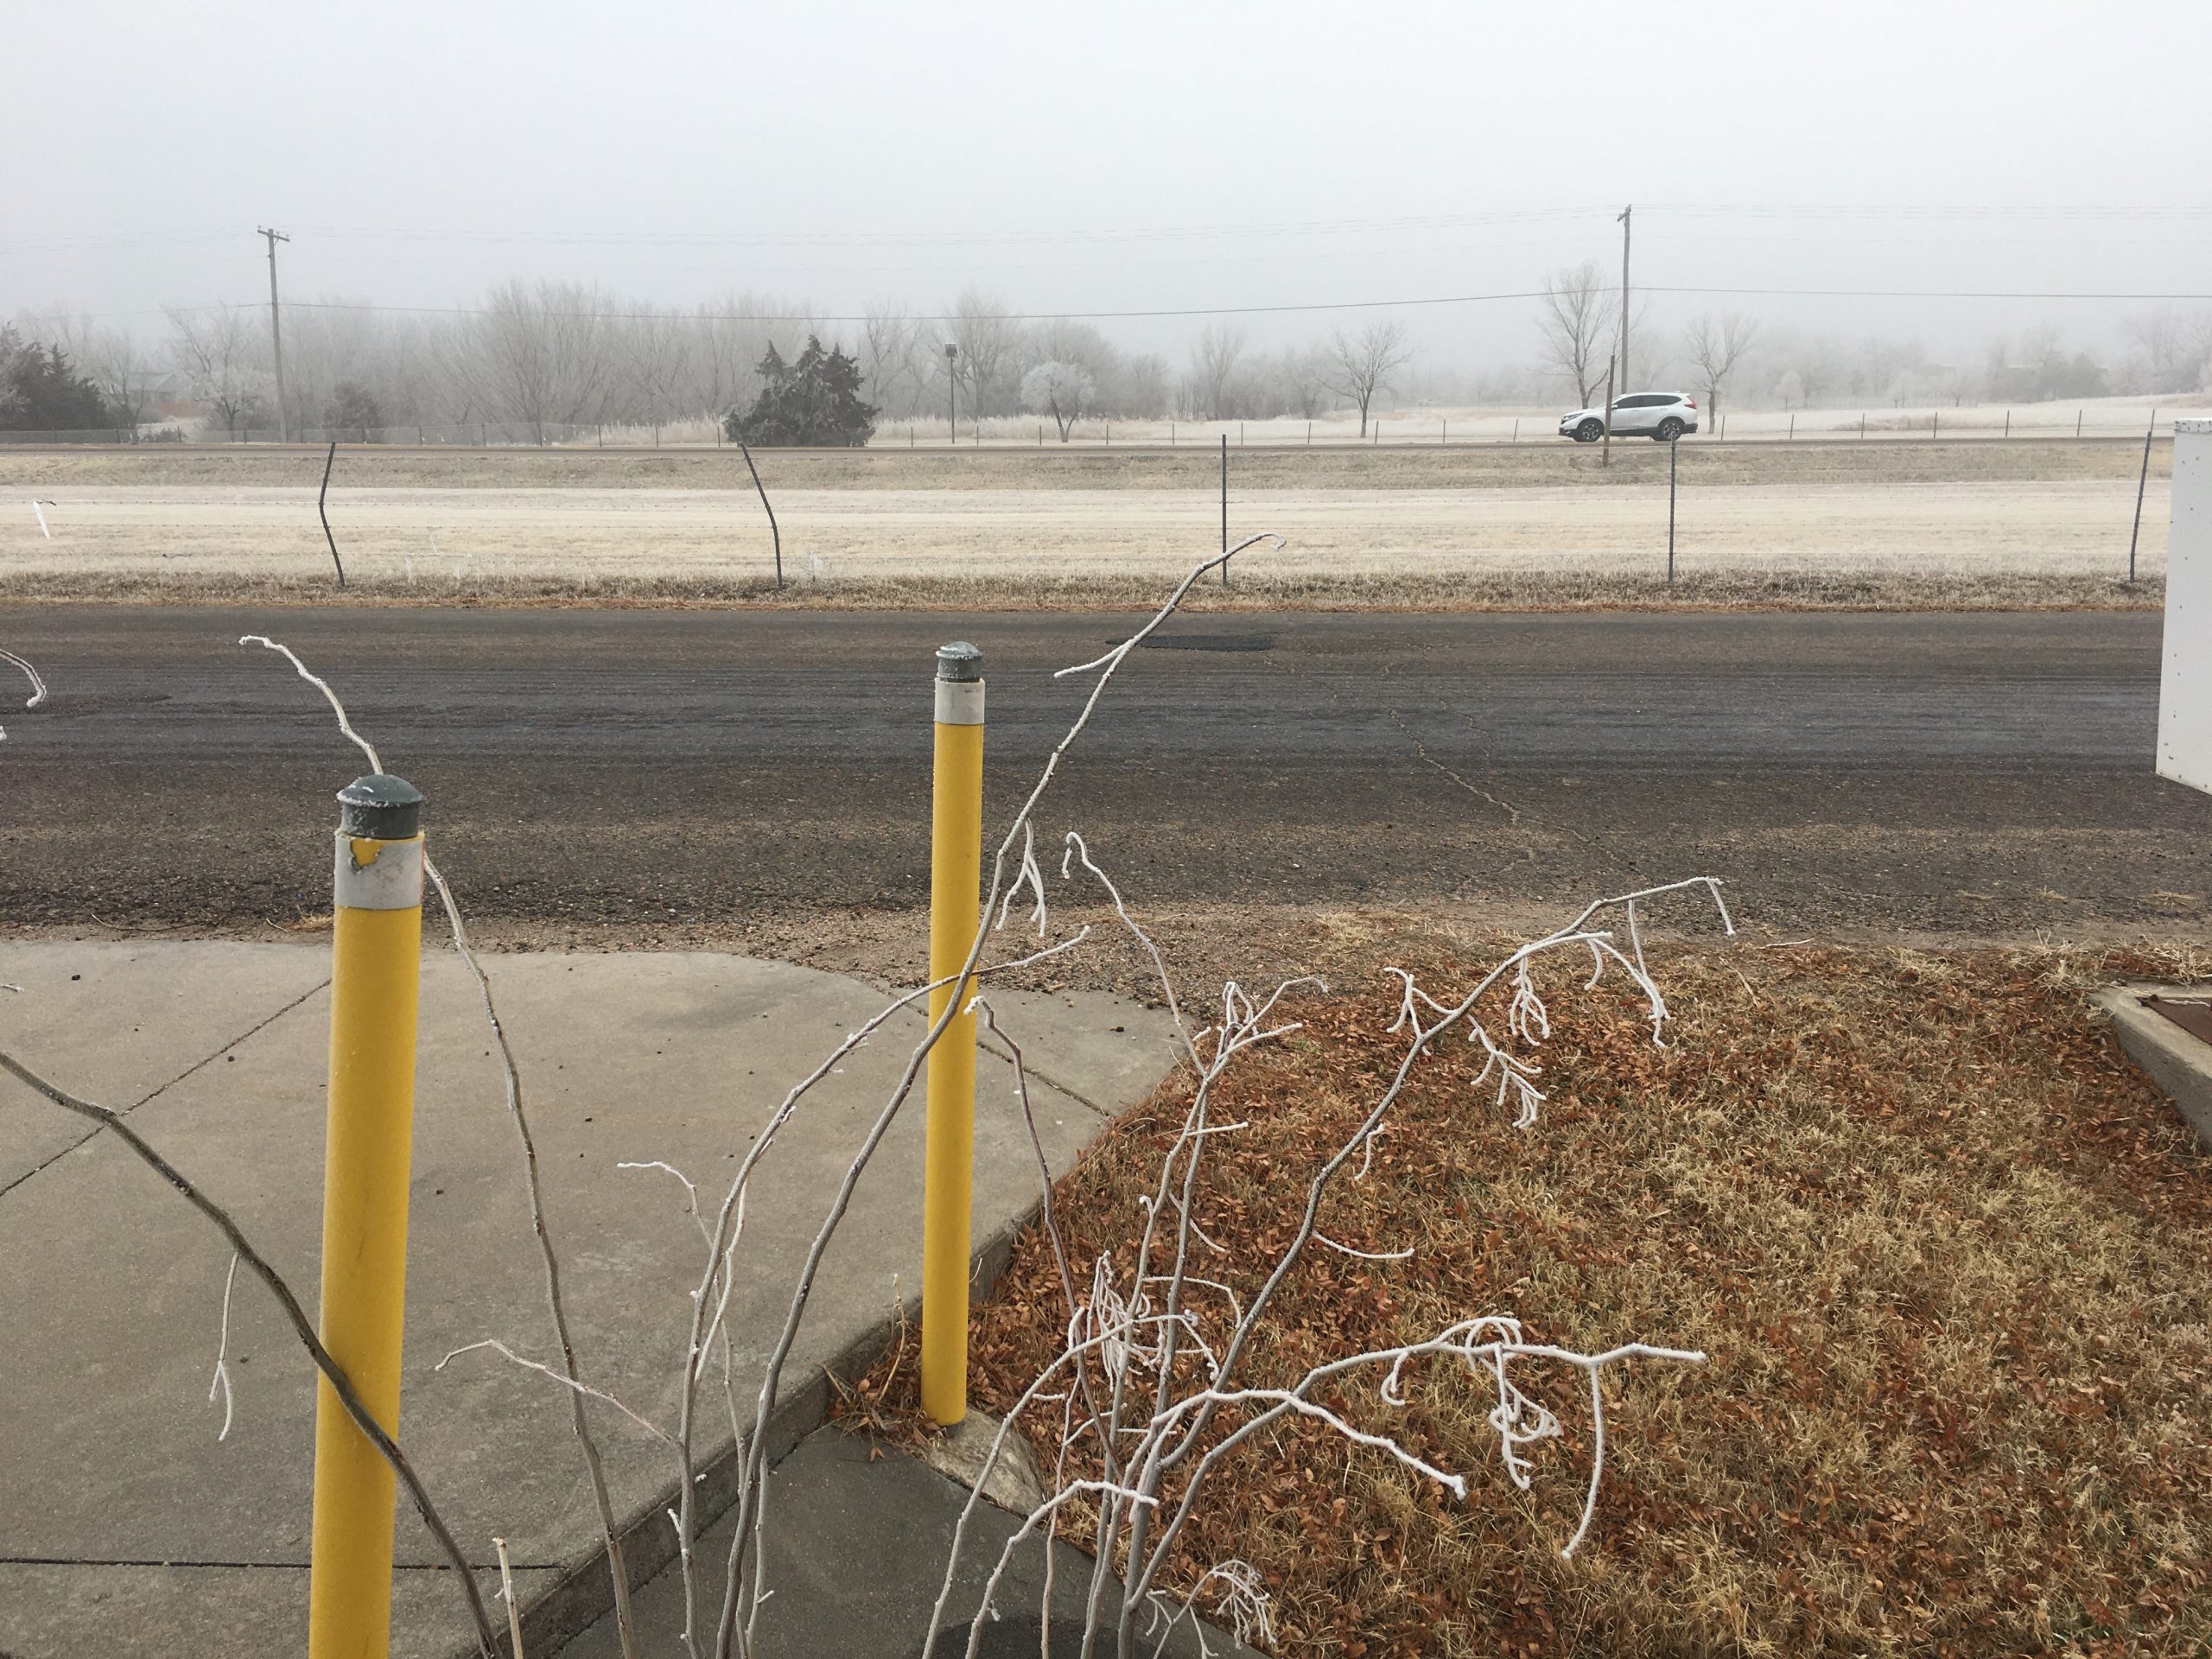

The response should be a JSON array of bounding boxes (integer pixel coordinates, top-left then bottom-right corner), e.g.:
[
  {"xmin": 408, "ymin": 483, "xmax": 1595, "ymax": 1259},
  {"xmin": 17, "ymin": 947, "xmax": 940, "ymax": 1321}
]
[{"xmin": 0, "ymin": 940, "xmax": 1179, "ymax": 1658}]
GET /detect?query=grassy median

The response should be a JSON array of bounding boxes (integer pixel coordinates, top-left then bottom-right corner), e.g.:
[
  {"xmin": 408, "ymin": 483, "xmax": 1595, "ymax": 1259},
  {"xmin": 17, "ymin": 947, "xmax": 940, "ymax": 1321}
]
[{"xmin": 844, "ymin": 938, "xmax": 2212, "ymax": 1657}]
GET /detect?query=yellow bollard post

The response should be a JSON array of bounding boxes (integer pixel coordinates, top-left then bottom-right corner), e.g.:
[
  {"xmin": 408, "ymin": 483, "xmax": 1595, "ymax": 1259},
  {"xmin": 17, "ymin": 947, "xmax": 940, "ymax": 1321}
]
[
  {"xmin": 921, "ymin": 642, "xmax": 984, "ymax": 1426},
  {"xmin": 308, "ymin": 774, "xmax": 427, "ymax": 1659}
]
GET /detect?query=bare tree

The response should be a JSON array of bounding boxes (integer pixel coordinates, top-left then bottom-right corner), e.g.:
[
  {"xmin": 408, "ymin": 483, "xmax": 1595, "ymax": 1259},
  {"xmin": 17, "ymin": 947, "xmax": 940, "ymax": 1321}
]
[
  {"xmin": 165, "ymin": 305, "xmax": 270, "ymax": 436},
  {"xmin": 443, "ymin": 280, "xmax": 616, "ymax": 443},
  {"xmin": 1187, "ymin": 321, "xmax": 1248, "ymax": 420},
  {"xmin": 1681, "ymin": 311, "xmax": 1759, "ymax": 428},
  {"xmin": 1538, "ymin": 262, "xmax": 1615, "ymax": 406},
  {"xmin": 2122, "ymin": 307, "xmax": 2212, "ymax": 393},
  {"xmin": 681, "ymin": 292, "xmax": 817, "ymax": 424},
  {"xmin": 949, "ymin": 286, "xmax": 1019, "ymax": 419},
  {"xmin": 1020, "ymin": 359, "xmax": 1095, "ymax": 440},
  {"xmin": 1322, "ymin": 320, "xmax": 1412, "ymax": 437},
  {"xmin": 1276, "ymin": 348, "xmax": 1336, "ymax": 420},
  {"xmin": 860, "ymin": 304, "xmax": 927, "ymax": 418},
  {"xmin": 610, "ymin": 304, "xmax": 693, "ymax": 427}
]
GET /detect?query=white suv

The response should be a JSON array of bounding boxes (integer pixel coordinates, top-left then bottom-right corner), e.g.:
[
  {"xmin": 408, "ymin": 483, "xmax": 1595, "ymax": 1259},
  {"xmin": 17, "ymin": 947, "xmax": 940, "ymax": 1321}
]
[{"xmin": 1558, "ymin": 391, "xmax": 1699, "ymax": 442}]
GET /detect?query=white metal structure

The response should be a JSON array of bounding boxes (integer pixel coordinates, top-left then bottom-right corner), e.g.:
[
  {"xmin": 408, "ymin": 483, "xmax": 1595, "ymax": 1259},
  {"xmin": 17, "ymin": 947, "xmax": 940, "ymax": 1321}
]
[
  {"xmin": 1559, "ymin": 391, "xmax": 1700, "ymax": 442},
  {"xmin": 2160, "ymin": 418, "xmax": 2210, "ymax": 795}
]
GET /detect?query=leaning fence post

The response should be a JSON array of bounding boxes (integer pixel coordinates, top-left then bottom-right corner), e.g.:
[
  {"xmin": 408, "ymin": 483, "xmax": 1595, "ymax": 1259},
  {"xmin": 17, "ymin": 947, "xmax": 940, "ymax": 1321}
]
[
  {"xmin": 318, "ymin": 441, "xmax": 346, "ymax": 588},
  {"xmin": 308, "ymin": 774, "xmax": 426, "ymax": 1659},
  {"xmin": 2129, "ymin": 410, "xmax": 2158, "ymax": 587},
  {"xmin": 921, "ymin": 644, "xmax": 984, "ymax": 1426}
]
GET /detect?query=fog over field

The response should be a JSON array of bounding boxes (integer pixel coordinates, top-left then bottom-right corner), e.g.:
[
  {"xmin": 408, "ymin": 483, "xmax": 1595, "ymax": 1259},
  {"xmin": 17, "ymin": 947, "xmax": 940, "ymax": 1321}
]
[{"xmin": 5, "ymin": 2, "xmax": 2210, "ymax": 434}]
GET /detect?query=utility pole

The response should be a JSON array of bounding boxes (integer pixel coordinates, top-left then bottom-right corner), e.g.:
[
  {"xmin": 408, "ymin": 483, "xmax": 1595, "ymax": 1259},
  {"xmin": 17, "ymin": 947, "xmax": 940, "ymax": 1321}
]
[
  {"xmin": 943, "ymin": 342, "xmax": 959, "ymax": 443},
  {"xmin": 257, "ymin": 226, "xmax": 291, "ymax": 442},
  {"xmin": 1600, "ymin": 353, "xmax": 1616, "ymax": 468},
  {"xmin": 1616, "ymin": 204, "xmax": 1632, "ymax": 396}
]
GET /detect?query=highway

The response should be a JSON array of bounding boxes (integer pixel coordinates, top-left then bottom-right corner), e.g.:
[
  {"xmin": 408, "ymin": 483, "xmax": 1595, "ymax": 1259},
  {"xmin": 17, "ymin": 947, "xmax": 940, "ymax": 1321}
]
[{"xmin": 1, "ymin": 607, "xmax": 2202, "ymax": 941}]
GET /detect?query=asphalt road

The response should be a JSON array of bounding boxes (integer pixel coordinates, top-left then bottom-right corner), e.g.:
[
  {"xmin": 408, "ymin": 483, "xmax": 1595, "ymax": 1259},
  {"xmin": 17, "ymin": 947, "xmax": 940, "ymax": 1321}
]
[{"xmin": 1, "ymin": 607, "xmax": 2204, "ymax": 941}]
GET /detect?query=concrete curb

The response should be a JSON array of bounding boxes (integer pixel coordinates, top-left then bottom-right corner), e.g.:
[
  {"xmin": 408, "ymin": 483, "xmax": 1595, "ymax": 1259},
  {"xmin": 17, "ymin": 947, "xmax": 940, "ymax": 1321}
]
[
  {"xmin": 2092, "ymin": 982, "xmax": 2212, "ymax": 1149},
  {"xmin": 512, "ymin": 1224, "xmax": 1031, "ymax": 1659}
]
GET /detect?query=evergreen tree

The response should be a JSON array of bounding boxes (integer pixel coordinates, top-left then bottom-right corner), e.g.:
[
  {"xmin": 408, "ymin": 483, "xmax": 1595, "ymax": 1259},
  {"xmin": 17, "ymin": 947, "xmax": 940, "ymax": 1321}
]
[
  {"xmin": 724, "ymin": 335, "xmax": 878, "ymax": 446},
  {"xmin": 324, "ymin": 382, "xmax": 385, "ymax": 435},
  {"xmin": 0, "ymin": 327, "xmax": 118, "ymax": 430}
]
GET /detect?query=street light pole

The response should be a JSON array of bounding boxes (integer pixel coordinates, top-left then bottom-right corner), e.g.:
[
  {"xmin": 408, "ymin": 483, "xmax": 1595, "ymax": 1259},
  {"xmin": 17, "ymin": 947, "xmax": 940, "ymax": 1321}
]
[
  {"xmin": 258, "ymin": 226, "xmax": 291, "ymax": 442},
  {"xmin": 1616, "ymin": 204, "xmax": 1632, "ymax": 397},
  {"xmin": 944, "ymin": 343, "xmax": 959, "ymax": 444}
]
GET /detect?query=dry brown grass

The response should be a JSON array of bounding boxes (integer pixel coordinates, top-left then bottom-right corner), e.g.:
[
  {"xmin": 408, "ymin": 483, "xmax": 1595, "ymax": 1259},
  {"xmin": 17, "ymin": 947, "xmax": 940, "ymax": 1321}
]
[
  {"xmin": 842, "ymin": 939, "xmax": 2212, "ymax": 1656},
  {"xmin": 0, "ymin": 565, "xmax": 2161, "ymax": 613}
]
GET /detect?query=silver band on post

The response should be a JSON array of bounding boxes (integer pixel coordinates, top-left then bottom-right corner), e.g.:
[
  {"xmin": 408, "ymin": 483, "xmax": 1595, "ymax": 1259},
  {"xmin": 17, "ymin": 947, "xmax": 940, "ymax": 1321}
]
[
  {"xmin": 333, "ymin": 832, "xmax": 426, "ymax": 911},
  {"xmin": 934, "ymin": 679, "xmax": 985, "ymax": 725}
]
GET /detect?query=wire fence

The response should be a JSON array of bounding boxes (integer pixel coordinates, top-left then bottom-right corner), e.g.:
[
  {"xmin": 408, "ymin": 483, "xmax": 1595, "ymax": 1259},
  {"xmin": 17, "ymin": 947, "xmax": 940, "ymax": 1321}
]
[{"xmin": 0, "ymin": 403, "xmax": 2191, "ymax": 449}]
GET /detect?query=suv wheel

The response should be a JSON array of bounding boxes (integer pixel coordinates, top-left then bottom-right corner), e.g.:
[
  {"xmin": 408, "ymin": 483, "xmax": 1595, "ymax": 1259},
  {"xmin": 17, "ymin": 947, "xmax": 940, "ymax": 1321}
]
[
  {"xmin": 1573, "ymin": 417, "xmax": 1604, "ymax": 442},
  {"xmin": 1654, "ymin": 417, "xmax": 1685, "ymax": 442}
]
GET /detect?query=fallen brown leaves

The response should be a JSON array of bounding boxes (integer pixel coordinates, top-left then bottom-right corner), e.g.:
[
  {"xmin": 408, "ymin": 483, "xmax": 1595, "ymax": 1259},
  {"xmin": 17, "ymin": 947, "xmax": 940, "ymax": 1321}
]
[{"xmin": 841, "ymin": 939, "xmax": 2212, "ymax": 1657}]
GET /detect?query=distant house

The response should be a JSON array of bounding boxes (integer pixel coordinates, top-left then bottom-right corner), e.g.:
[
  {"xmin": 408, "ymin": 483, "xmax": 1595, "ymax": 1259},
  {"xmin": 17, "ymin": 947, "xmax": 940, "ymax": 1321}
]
[{"xmin": 131, "ymin": 370, "xmax": 194, "ymax": 421}]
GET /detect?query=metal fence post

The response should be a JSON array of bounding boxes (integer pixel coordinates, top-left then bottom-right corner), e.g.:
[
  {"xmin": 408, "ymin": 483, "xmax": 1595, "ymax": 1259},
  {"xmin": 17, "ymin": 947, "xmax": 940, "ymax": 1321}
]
[
  {"xmin": 2129, "ymin": 410, "xmax": 2158, "ymax": 587},
  {"xmin": 308, "ymin": 775, "xmax": 426, "ymax": 1659},
  {"xmin": 921, "ymin": 644, "xmax": 984, "ymax": 1426},
  {"xmin": 1668, "ymin": 435, "xmax": 1678, "ymax": 585}
]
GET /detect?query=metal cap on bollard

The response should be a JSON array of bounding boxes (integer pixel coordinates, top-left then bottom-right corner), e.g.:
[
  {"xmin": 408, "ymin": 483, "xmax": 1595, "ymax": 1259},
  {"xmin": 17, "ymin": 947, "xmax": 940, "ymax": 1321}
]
[
  {"xmin": 933, "ymin": 645, "xmax": 984, "ymax": 727},
  {"xmin": 336, "ymin": 774, "xmax": 425, "ymax": 840},
  {"xmin": 935, "ymin": 641, "xmax": 983, "ymax": 682}
]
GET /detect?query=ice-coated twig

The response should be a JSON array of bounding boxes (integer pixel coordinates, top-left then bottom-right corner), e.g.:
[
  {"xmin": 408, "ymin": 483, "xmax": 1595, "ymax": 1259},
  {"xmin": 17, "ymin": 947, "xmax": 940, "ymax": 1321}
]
[
  {"xmin": 1313, "ymin": 1230, "xmax": 1415, "ymax": 1262},
  {"xmin": 959, "ymin": 1480, "xmax": 1163, "ymax": 1659},
  {"xmin": 239, "ymin": 632, "xmax": 646, "ymax": 1657},
  {"xmin": 1, "ymin": 646, "xmax": 49, "ymax": 741},
  {"xmin": 619, "ymin": 1160, "xmax": 709, "ymax": 1243},
  {"xmin": 1352, "ymin": 1125, "xmax": 1387, "ymax": 1181},
  {"xmin": 995, "ymin": 823, "xmax": 1050, "ymax": 939},
  {"xmin": 207, "ymin": 1251, "xmax": 239, "ymax": 1442},
  {"xmin": 1152, "ymin": 1560, "xmax": 1274, "ymax": 1659},
  {"xmin": 437, "ymin": 1339, "xmax": 677, "ymax": 1447},
  {"xmin": 3, "ymin": 647, "xmax": 48, "ymax": 709},
  {"xmin": 495, "ymin": 1535, "xmax": 527, "ymax": 1659},
  {"xmin": 238, "ymin": 635, "xmax": 383, "ymax": 772},
  {"xmin": 717, "ymin": 543, "xmax": 1282, "ymax": 1659},
  {"xmin": 690, "ymin": 937, "xmax": 1092, "ymax": 1659},
  {"xmin": 1048, "ymin": 880, "xmax": 1736, "ymax": 1646},
  {"xmin": 919, "ymin": 1321, "xmax": 1197, "ymax": 1659}
]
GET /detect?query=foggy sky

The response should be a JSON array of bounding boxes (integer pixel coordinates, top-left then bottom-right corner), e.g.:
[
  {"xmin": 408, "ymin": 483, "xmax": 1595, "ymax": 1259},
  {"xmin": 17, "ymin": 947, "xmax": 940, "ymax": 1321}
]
[{"xmin": 7, "ymin": 0, "xmax": 2209, "ymax": 367}]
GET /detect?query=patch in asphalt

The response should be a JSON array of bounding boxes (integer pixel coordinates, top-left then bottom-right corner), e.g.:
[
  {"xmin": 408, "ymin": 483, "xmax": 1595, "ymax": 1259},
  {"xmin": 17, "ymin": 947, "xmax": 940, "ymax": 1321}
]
[{"xmin": 1134, "ymin": 633, "xmax": 1278, "ymax": 652}]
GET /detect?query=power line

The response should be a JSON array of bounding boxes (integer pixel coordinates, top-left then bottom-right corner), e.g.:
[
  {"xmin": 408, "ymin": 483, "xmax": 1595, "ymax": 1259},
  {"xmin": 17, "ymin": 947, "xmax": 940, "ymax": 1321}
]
[
  {"xmin": 39, "ymin": 279, "xmax": 2212, "ymax": 330},
  {"xmin": 9, "ymin": 203, "xmax": 2209, "ymax": 260},
  {"xmin": 145, "ymin": 282, "xmax": 2212, "ymax": 327},
  {"xmin": 283, "ymin": 207, "xmax": 1620, "ymax": 249}
]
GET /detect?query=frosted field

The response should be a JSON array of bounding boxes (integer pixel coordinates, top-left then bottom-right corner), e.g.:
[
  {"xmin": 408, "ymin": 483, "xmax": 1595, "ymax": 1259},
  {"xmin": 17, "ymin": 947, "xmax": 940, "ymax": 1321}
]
[{"xmin": 0, "ymin": 479, "xmax": 2167, "ymax": 594}]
